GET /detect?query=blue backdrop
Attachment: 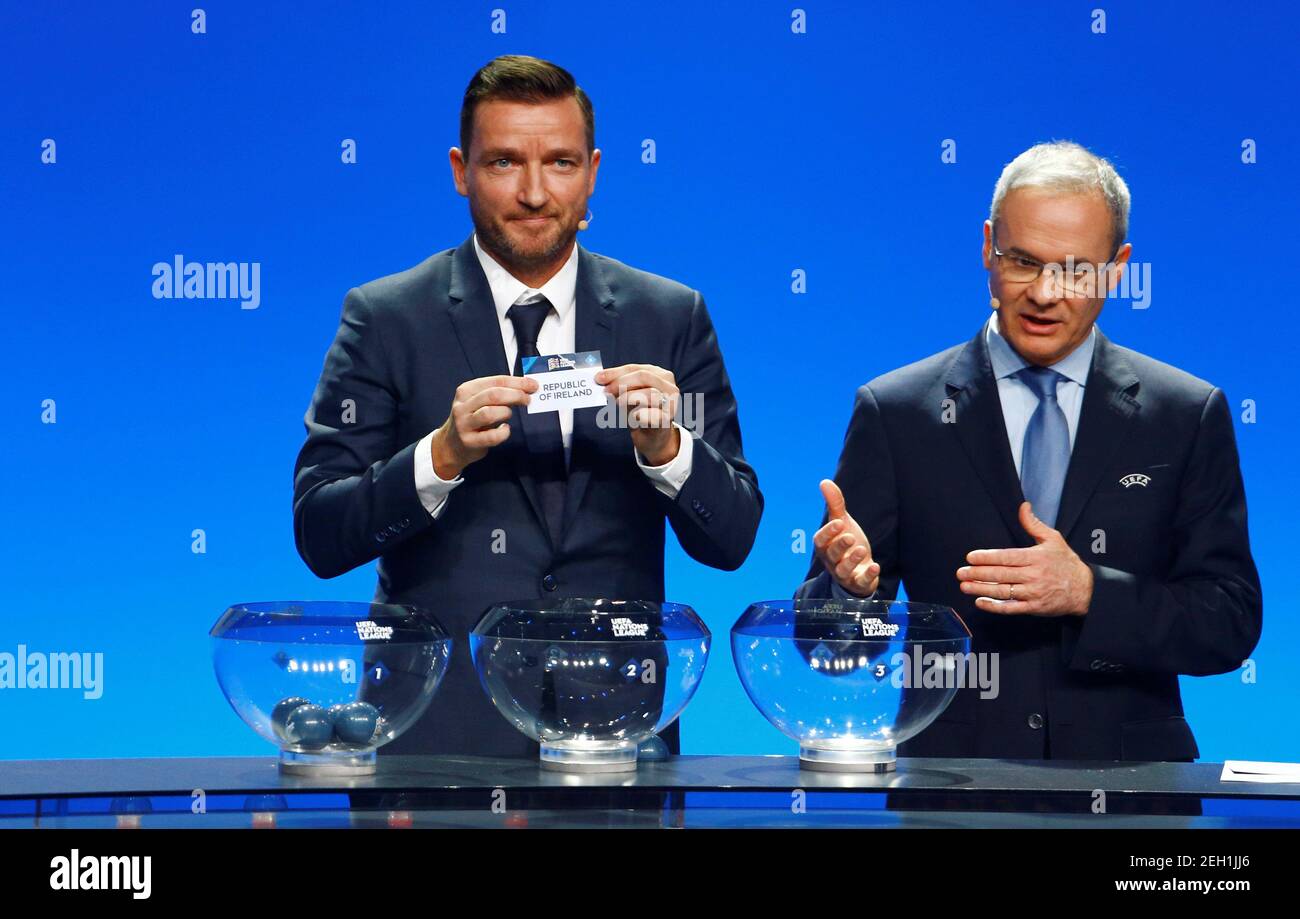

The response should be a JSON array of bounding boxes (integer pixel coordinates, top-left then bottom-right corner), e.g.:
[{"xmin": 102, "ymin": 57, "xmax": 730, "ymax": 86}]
[{"xmin": 3, "ymin": 0, "xmax": 1295, "ymax": 762}]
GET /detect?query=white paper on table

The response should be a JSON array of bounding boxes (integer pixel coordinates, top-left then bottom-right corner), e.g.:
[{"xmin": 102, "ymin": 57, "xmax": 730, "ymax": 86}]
[{"xmin": 1219, "ymin": 760, "xmax": 1300, "ymax": 783}]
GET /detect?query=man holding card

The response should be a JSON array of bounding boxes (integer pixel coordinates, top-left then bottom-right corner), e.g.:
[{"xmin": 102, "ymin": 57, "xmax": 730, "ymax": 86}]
[{"xmin": 293, "ymin": 55, "xmax": 762, "ymax": 757}]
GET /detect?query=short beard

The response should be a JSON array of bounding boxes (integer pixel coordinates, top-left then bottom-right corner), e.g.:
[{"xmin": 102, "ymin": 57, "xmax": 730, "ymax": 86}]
[{"xmin": 470, "ymin": 200, "xmax": 576, "ymax": 275}]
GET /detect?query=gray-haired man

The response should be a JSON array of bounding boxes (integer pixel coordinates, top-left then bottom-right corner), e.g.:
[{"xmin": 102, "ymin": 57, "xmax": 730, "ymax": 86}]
[{"xmin": 799, "ymin": 141, "xmax": 1261, "ymax": 761}]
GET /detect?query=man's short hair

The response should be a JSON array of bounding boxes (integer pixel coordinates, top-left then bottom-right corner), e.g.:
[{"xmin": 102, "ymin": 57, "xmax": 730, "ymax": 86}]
[
  {"xmin": 990, "ymin": 140, "xmax": 1131, "ymax": 257},
  {"xmin": 459, "ymin": 55, "xmax": 595, "ymax": 157}
]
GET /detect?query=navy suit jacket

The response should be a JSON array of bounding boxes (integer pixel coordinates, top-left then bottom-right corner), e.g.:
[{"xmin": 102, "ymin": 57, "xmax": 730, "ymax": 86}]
[
  {"xmin": 798, "ymin": 324, "xmax": 1262, "ymax": 761},
  {"xmin": 294, "ymin": 235, "xmax": 762, "ymax": 756}
]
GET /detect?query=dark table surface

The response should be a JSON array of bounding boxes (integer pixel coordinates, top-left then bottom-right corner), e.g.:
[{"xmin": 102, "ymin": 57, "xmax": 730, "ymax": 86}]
[
  {"xmin": 2, "ymin": 753, "xmax": 1298, "ymax": 798},
  {"xmin": 3, "ymin": 755, "xmax": 1297, "ymax": 828}
]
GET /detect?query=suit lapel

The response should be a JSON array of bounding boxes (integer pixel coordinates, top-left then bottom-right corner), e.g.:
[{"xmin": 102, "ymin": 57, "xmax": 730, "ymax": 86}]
[
  {"xmin": 561, "ymin": 245, "xmax": 618, "ymax": 541},
  {"xmin": 945, "ymin": 327, "xmax": 1029, "ymax": 544},
  {"xmin": 447, "ymin": 235, "xmax": 510, "ymax": 379},
  {"xmin": 1053, "ymin": 330, "xmax": 1141, "ymax": 540},
  {"xmin": 445, "ymin": 235, "xmax": 550, "ymax": 543}
]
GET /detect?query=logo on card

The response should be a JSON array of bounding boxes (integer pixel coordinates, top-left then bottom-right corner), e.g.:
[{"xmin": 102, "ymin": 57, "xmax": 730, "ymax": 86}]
[
  {"xmin": 1119, "ymin": 473, "xmax": 1151, "ymax": 488},
  {"xmin": 546, "ymin": 355, "xmax": 577, "ymax": 371}
]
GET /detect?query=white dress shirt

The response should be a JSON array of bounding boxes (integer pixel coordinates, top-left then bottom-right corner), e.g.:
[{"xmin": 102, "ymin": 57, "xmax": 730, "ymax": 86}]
[
  {"xmin": 985, "ymin": 311, "xmax": 1096, "ymax": 476},
  {"xmin": 413, "ymin": 234, "xmax": 695, "ymax": 518}
]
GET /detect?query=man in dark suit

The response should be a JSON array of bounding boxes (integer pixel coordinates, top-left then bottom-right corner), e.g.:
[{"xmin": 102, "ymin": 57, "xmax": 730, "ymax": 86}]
[
  {"xmin": 799, "ymin": 141, "xmax": 1261, "ymax": 762},
  {"xmin": 293, "ymin": 55, "xmax": 762, "ymax": 757}
]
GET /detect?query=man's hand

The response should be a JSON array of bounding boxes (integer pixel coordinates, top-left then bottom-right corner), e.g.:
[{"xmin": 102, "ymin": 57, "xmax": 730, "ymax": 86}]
[
  {"xmin": 429, "ymin": 375, "xmax": 539, "ymax": 479},
  {"xmin": 596, "ymin": 363, "xmax": 681, "ymax": 466},
  {"xmin": 813, "ymin": 479, "xmax": 880, "ymax": 597},
  {"xmin": 956, "ymin": 501, "xmax": 1094, "ymax": 616}
]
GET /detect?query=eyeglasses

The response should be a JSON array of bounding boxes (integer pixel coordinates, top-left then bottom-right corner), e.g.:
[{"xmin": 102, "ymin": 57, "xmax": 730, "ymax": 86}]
[{"xmin": 991, "ymin": 230, "xmax": 1116, "ymax": 298}]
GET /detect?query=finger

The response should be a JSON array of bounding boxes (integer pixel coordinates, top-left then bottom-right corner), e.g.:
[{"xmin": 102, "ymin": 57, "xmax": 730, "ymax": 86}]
[
  {"xmin": 837, "ymin": 532, "xmax": 868, "ymax": 566},
  {"xmin": 849, "ymin": 559, "xmax": 880, "ymax": 594},
  {"xmin": 627, "ymin": 395, "xmax": 676, "ymax": 428},
  {"xmin": 833, "ymin": 544, "xmax": 870, "ymax": 582},
  {"xmin": 593, "ymin": 363, "xmax": 641, "ymax": 384},
  {"xmin": 974, "ymin": 597, "xmax": 1035, "ymax": 616},
  {"xmin": 624, "ymin": 387, "xmax": 678, "ymax": 411},
  {"xmin": 605, "ymin": 370, "xmax": 675, "ymax": 395},
  {"xmin": 957, "ymin": 565, "xmax": 1029, "ymax": 584},
  {"xmin": 826, "ymin": 532, "xmax": 857, "ymax": 566},
  {"xmin": 462, "ymin": 422, "xmax": 511, "ymax": 448},
  {"xmin": 837, "ymin": 551, "xmax": 868, "ymax": 584},
  {"xmin": 959, "ymin": 579, "xmax": 1012, "ymax": 599},
  {"xmin": 464, "ymin": 404, "xmax": 513, "ymax": 431},
  {"xmin": 607, "ymin": 372, "xmax": 661, "ymax": 394},
  {"xmin": 595, "ymin": 364, "xmax": 647, "ymax": 386},
  {"xmin": 621, "ymin": 389, "xmax": 676, "ymax": 423},
  {"xmin": 622, "ymin": 388, "xmax": 656, "ymax": 408},
  {"xmin": 461, "ymin": 375, "xmax": 538, "ymax": 396},
  {"xmin": 462, "ymin": 386, "xmax": 534, "ymax": 414},
  {"xmin": 596, "ymin": 364, "xmax": 672, "ymax": 385},
  {"xmin": 1019, "ymin": 501, "xmax": 1059, "ymax": 544},
  {"xmin": 837, "ymin": 549, "xmax": 875, "ymax": 587},
  {"xmin": 820, "ymin": 479, "xmax": 847, "ymax": 520},
  {"xmin": 629, "ymin": 406, "xmax": 672, "ymax": 430},
  {"xmin": 813, "ymin": 519, "xmax": 844, "ymax": 551},
  {"xmin": 965, "ymin": 547, "xmax": 1035, "ymax": 567}
]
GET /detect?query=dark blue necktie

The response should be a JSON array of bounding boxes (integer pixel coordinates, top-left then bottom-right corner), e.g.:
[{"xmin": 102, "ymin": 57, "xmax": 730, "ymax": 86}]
[
  {"xmin": 507, "ymin": 294, "xmax": 567, "ymax": 546},
  {"xmin": 1017, "ymin": 365, "xmax": 1070, "ymax": 528}
]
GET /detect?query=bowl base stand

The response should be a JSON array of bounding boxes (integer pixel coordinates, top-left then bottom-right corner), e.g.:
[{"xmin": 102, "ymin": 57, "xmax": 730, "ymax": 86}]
[
  {"xmin": 279, "ymin": 749, "xmax": 377, "ymax": 776},
  {"xmin": 799, "ymin": 745, "xmax": 897, "ymax": 773},
  {"xmin": 539, "ymin": 742, "xmax": 638, "ymax": 773}
]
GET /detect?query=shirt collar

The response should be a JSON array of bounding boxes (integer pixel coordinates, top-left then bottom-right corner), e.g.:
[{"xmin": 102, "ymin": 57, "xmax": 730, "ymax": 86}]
[
  {"xmin": 473, "ymin": 233, "xmax": 579, "ymax": 324},
  {"xmin": 986, "ymin": 310, "xmax": 1096, "ymax": 386}
]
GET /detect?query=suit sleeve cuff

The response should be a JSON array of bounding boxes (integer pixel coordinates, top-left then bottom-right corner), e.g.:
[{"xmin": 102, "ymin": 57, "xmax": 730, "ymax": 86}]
[
  {"xmin": 635, "ymin": 422, "xmax": 695, "ymax": 499},
  {"xmin": 830, "ymin": 578, "xmax": 878, "ymax": 602},
  {"xmin": 414, "ymin": 431, "xmax": 463, "ymax": 518},
  {"xmin": 1061, "ymin": 564, "xmax": 1133, "ymax": 673}
]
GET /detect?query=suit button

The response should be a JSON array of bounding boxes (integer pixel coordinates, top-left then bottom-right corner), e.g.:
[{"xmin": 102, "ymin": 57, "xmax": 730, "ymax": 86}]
[
  {"xmin": 541, "ymin": 574, "xmax": 558, "ymax": 592},
  {"xmin": 1090, "ymin": 660, "xmax": 1103, "ymax": 671},
  {"xmin": 1027, "ymin": 713, "xmax": 1044, "ymax": 730}
]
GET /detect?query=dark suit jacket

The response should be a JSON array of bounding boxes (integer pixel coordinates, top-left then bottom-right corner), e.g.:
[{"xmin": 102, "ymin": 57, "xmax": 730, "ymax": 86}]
[
  {"xmin": 798, "ymin": 323, "xmax": 1262, "ymax": 761},
  {"xmin": 294, "ymin": 235, "xmax": 762, "ymax": 756}
]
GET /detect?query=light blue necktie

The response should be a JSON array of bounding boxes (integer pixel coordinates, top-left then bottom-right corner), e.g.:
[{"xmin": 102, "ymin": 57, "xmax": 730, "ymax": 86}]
[{"xmin": 1017, "ymin": 366, "xmax": 1070, "ymax": 528}]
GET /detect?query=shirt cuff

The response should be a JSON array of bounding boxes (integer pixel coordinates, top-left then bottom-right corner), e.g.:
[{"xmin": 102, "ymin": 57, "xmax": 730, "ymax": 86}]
[
  {"xmin": 414, "ymin": 431, "xmax": 464, "ymax": 518},
  {"xmin": 635, "ymin": 421, "xmax": 695, "ymax": 499}
]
